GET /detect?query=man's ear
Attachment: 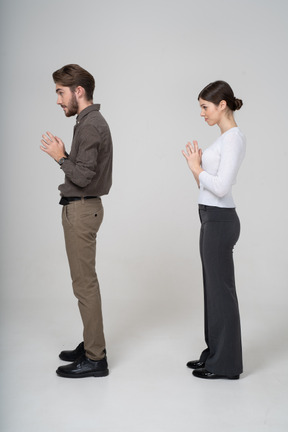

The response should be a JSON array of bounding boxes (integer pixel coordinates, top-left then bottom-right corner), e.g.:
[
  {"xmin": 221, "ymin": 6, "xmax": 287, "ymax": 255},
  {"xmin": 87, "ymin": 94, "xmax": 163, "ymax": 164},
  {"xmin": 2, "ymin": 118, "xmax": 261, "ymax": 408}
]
[{"xmin": 74, "ymin": 86, "xmax": 86, "ymax": 99}]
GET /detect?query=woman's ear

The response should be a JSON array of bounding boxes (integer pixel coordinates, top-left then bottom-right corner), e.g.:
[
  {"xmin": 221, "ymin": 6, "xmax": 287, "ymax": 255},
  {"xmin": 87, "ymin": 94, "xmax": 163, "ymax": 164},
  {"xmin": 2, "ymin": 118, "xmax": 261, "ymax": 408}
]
[{"xmin": 219, "ymin": 100, "xmax": 227, "ymax": 111}]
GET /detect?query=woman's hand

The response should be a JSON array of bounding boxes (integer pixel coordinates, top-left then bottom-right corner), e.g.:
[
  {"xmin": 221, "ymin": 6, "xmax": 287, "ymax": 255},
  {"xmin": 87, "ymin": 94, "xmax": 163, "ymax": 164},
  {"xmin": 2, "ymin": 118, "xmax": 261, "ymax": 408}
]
[{"xmin": 182, "ymin": 140, "xmax": 203, "ymax": 187}]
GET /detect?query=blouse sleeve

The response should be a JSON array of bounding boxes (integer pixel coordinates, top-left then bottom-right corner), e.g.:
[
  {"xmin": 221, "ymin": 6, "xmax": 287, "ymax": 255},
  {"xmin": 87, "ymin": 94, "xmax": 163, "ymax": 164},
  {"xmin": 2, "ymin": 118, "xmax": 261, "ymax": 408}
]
[{"xmin": 199, "ymin": 132, "xmax": 245, "ymax": 198}]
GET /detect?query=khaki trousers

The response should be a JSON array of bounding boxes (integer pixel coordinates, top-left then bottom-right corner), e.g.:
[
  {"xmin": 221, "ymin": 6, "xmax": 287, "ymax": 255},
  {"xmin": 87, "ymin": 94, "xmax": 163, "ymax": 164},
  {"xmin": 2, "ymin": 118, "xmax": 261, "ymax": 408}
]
[{"xmin": 62, "ymin": 197, "xmax": 106, "ymax": 361}]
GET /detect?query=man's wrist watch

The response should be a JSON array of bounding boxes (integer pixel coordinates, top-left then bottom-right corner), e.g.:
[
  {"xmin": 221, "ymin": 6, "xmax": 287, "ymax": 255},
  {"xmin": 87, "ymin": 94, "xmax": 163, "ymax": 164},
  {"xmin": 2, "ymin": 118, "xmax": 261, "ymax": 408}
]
[{"xmin": 58, "ymin": 157, "xmax": 68, "ymax": 166}]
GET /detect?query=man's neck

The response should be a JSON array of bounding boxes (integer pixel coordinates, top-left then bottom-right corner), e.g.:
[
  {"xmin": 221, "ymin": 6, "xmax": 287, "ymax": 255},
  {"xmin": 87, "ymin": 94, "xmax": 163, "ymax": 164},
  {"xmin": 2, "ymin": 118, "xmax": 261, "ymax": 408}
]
[{"xmin": 77, "ymin": 100, "xmax": 93, "ymax": 115}]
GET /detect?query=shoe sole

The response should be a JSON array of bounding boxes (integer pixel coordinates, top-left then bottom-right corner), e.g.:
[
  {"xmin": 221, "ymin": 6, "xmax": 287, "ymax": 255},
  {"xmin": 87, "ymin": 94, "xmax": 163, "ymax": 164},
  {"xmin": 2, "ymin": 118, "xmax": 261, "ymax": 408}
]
[
  {"xmin": 59, "ymin": 355, "xmax": 83, "ymax": 362},
  {"xmin": 56, "ymin": 369, "xmax": 109, "ymax": 378},
  {"xmin": 193, "ymin": 372, "xmax": 239, "ymax": 380}
]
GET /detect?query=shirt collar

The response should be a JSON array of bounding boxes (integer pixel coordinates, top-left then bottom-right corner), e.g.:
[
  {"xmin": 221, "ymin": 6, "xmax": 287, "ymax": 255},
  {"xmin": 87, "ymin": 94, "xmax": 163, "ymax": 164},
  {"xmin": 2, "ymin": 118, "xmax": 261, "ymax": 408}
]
[{"xmin": 76, "ymin": 104, "xmax": 101, "ymax": 124}]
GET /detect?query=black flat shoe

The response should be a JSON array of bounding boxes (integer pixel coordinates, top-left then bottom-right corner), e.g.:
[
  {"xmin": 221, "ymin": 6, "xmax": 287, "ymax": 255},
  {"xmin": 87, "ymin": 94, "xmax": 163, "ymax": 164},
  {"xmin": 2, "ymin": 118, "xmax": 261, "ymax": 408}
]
[
  {"xmin": 56, "ymin": 353, "xmax": 109, "ymax": 378},
  {"xmin": 59, "ymin": 342, "xmax": 85, "ymax": 362},
  {"xmin": 186, "ymin": 360, "xmax": 205, "ymax": 369},
  {"xmin": 192, "ymin": 368, "xmax": 239, "ymax": 380}
]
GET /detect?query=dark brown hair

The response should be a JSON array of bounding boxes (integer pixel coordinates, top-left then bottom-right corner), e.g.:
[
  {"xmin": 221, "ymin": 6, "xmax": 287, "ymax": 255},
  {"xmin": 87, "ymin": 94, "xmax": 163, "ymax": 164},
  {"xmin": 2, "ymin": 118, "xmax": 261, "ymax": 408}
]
[
  {"xmin": 52, "ymin": 64, "xmax": 95, "ymax": 101},
  {"xmin": 198, "ymin": 80, "xmax": 243, "ymax": 111}
]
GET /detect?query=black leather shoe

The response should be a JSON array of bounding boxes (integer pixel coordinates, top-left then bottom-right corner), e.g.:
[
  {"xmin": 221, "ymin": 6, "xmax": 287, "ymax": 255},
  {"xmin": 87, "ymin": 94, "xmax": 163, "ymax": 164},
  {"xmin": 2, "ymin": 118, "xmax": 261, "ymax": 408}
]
[
  {"xmin": 56, "ymin": 353, "xmax": 109, "ymax": 378},
  {"xmin": 192, "ymin": 368, "xmax": 239, "ymax": 380},
  {"xmin": 186, "ymin": 360, "xmax": 205, "ymax": 369},
  {"xmin": 59, "ymin": 342, "xmax": 106, "ymax": 362},
  {"xmin": 59, "ymin": 342, "xmax": 85, "ymax": 362}
]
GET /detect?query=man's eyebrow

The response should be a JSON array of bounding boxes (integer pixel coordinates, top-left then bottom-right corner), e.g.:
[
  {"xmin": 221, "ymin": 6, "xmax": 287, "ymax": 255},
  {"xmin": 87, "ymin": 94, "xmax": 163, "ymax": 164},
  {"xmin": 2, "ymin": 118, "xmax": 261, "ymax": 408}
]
[{"xmin": 56, "ymin": 88, "xmax": 63, "ymax": 94}]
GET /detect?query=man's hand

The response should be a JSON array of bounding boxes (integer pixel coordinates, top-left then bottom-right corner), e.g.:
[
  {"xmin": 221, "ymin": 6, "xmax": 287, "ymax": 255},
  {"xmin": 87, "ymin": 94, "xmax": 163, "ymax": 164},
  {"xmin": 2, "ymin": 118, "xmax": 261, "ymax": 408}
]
[{"xmin": 40, "ymin": 131, "xmax": 66, "ymax": 163}]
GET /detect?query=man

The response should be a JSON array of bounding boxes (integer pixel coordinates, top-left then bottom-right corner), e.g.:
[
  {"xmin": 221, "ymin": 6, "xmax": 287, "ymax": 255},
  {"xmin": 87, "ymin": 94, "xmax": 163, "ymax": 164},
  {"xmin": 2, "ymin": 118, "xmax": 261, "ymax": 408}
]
[{"xmin": 40, "ymin": 64, "xmax": 113, "ymax": 378}]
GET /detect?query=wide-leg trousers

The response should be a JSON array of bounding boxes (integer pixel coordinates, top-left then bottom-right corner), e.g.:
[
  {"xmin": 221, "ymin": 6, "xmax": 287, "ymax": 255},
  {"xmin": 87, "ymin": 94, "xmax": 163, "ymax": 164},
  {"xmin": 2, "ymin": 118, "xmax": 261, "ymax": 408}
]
[
  {"xmin": 62, "ymin": 197, "xmax": 106, "ymax": 361},
  {"xmin": 198, "ymin": 205, "xmax": 243, "ymax": 376}
]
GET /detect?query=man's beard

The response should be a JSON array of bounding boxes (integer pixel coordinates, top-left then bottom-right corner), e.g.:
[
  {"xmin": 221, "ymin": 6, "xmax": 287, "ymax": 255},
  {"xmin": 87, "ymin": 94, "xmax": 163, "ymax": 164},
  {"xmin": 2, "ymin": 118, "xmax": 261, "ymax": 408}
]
[{"xmin": 65, "ymin": 92, "xmax": 78, "ymax": 117}]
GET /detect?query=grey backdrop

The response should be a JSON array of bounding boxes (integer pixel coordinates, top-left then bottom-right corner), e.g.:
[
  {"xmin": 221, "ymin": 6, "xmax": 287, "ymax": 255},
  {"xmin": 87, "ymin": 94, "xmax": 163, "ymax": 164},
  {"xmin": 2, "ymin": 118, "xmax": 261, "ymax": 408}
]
[{"xmin": 1, "ymin": 0, "xmax": 287, "ymax": 380}]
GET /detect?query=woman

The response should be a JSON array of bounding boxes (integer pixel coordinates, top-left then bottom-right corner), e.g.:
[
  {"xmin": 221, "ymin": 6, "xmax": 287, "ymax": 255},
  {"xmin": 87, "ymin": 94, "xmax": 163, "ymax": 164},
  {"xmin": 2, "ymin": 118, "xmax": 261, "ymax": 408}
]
[{"xmin": 182, "ymin": 80, "xmax": 246, "ymax": 380}]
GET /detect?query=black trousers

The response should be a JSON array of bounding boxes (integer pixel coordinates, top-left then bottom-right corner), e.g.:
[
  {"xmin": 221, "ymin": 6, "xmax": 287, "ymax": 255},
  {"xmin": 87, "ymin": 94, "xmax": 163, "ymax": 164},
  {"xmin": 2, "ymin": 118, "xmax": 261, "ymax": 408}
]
[{"xmin": 198, "ymin": 205, "xmax": 243, "ymax": 376}]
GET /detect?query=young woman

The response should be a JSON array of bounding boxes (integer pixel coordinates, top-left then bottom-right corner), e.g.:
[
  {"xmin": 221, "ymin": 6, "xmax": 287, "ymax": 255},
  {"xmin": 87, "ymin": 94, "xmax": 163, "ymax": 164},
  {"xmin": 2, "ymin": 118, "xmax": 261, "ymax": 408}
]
[{"xmin": 182, "ymin": 81, "xmax": 246, "ymax": 380}]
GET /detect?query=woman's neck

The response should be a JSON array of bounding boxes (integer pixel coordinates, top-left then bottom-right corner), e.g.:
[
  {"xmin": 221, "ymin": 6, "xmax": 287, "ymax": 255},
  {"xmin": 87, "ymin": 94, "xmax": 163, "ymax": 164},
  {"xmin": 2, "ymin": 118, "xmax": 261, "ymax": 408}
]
[{"xmin": 218, "ymin": 116, "xmax": 237, "ymax": 135}]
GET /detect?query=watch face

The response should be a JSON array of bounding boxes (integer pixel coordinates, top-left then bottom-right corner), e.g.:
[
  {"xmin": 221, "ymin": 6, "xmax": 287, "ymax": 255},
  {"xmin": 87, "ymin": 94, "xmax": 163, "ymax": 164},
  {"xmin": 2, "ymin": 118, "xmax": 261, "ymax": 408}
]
[{"xmin": 59, "ymin": 158, "xmax": 66, "ymax": 165}]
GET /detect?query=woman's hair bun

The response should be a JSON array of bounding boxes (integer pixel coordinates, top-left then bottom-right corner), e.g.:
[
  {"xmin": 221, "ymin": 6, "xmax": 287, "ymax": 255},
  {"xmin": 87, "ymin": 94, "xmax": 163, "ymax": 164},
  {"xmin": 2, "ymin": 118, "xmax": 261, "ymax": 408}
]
[
  {"xmin": 234, "ymin": 98, "xmax": 243, "ymax": 111},
  {"xmin": 198, "ymin": 81, "xmax": 243, "ymax": 112}
]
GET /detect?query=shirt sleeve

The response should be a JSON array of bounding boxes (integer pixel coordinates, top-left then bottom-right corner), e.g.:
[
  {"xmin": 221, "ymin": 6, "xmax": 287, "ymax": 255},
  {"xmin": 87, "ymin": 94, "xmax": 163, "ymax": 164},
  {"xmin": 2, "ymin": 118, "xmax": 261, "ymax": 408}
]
[
  {"xmin": 61, "ymin": 124, "xmax": 100, "ymax": 188},
  {"xmin": 199, "ymin": 132, "xmax": 245, "ymax": 198}
]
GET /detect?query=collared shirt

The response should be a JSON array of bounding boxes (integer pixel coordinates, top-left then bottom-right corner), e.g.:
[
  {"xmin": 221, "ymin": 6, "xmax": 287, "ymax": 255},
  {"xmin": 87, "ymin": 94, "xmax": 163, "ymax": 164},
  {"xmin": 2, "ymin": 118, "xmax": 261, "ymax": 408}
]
[{"xmin": 59, "ymin": 104, "xmax": 113, "ymax": 197}]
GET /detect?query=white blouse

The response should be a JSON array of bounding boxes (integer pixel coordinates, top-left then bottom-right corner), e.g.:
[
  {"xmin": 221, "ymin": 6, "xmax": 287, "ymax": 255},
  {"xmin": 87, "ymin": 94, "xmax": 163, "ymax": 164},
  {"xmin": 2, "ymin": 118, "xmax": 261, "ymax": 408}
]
[{"xmin": 198, "ymin": 127, "xmax": 246, "ymax": 208}]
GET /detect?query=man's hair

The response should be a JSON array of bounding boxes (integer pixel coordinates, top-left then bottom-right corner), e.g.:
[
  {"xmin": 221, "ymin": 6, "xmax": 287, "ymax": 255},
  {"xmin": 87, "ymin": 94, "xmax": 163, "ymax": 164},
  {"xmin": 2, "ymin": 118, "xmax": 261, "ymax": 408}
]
[{"xmin": 52, "ymin": 64, "xmax": 95, "ymax": 101}]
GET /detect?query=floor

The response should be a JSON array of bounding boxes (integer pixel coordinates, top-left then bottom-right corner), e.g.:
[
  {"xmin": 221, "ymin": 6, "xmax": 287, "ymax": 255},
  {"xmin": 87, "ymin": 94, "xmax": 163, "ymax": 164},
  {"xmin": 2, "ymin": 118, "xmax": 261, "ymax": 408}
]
[{"xmin": 1, "ymin": 294, "xmax": 287, "ymax": 432}]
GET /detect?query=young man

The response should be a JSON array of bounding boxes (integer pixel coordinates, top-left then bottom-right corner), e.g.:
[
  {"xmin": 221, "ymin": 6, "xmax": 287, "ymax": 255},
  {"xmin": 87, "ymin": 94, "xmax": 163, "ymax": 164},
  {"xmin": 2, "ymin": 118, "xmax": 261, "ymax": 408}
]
[{"xmin": 40, "ymin": 64, "xmax": 113, "ymax": 378}]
